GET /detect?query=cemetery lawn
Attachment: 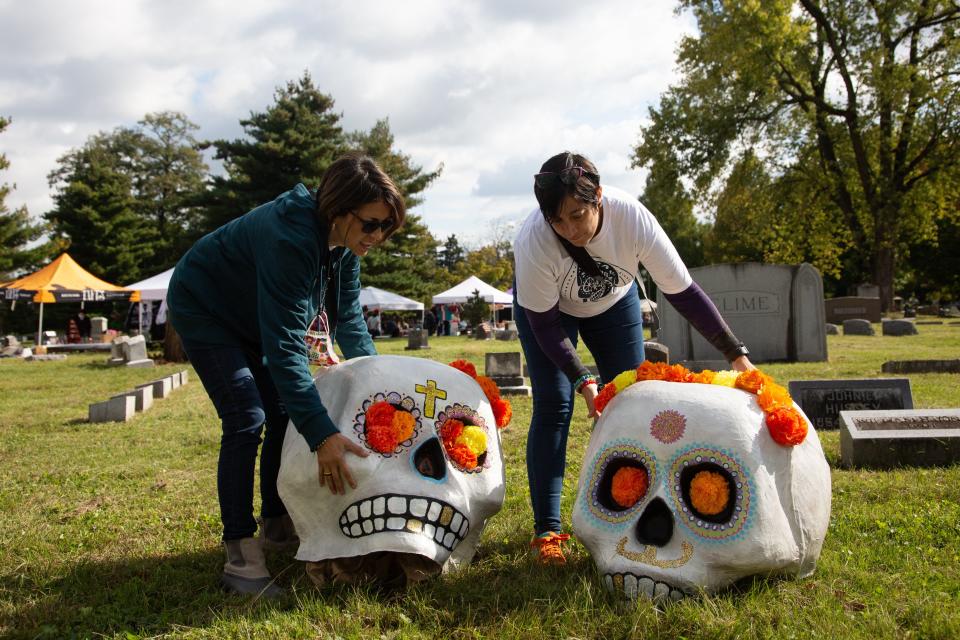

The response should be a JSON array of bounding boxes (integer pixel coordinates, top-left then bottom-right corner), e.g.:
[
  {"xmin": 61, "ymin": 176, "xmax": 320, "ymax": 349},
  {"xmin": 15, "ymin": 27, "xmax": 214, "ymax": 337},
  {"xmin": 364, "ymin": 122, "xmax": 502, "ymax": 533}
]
[{"xmin": 1, "ymin": 325, "xmax": 959, "ymax": 639}]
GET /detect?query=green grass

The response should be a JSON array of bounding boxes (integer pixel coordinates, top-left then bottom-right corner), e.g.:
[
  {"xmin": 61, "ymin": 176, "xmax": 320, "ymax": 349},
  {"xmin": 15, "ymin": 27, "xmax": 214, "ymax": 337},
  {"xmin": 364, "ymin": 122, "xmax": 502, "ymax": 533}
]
[{"xmin": 2, "ymin": 325, "xmax": 960, "ymax": 639}]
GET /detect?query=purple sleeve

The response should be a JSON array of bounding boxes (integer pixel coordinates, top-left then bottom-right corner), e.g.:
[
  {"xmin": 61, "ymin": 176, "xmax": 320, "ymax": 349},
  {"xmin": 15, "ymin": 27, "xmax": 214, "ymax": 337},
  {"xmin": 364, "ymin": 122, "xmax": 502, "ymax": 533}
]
[
  {"xmin": 525, "ymin": 303, "xmax": 592, "ymax": 383},
  {"xmin": 662, "ymin": 282, "xmax": 745, "ymax": 360}
]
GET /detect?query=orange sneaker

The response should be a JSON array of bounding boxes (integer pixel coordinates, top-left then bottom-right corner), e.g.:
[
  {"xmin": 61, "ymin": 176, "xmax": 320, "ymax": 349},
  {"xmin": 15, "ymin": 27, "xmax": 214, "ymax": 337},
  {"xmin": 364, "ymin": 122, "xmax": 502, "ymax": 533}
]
[{"xmin": 530, "ymin": 532, "xmax": 572, "ymax": 565}]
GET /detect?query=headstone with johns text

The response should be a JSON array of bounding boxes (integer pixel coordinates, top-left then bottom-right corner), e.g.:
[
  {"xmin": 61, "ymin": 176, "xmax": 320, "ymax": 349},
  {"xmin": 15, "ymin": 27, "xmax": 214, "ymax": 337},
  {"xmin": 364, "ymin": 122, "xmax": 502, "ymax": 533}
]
[{"xmin": 788, "ymin": 378, "xmax": 913, "ymax": 430}]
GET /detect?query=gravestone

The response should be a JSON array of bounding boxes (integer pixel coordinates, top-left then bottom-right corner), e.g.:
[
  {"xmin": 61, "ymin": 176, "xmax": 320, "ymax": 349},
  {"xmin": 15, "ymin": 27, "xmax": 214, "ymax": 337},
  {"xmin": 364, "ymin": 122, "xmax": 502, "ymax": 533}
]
[
  {"xmin": 138, "ymin": 377, "xmax": 172, "ymax": 399},
  {"xmin": 473, "ymin": 322, "xmax": 493, "ymax": 340},
  {"xmin": 108, "ymin": 335, "xmax": 155, "ymax": 367},
  {"xmin": 856, "ymin": 283, "xmax": 880, "ymax": 298},
  {"xmin": 1, "ymin": 335, "xmax": 20, "ymax": 358},
  {"xmin": 881, "ymin": 319, "xmax": 919, "ymax": 336},
  {"xmin": 91, "ymin": 317, "xmax": 108, "ymax": 342},
  {"xmin": 179, "ymin": 369, "xmax": 189, "ymax": 385},
  {"xmin": 404, "ymin": 329, "xmax": 430, "ymax": 350},
  {"xmin": 484, "ymin": 352, "xmax": 531, "ymax": 397},
  {"xmin": 825, "ymin": 296, "xmax": 882, "ymax": 324},
  {"xmin": 496, "ymin": 327, "xmax": 518, "ymax": 340},
  {"xmin": 881, "ymin": 359, "xmax": 960, "ymax": 374},
  {"xmin": 788, "ymin": 378, "xmax": 913, "ymax": 430},
  {"xmin": 842, "ymin": 319, "xmax": 875, "ymax": 335},
  {"xmin": 169, "ymin": 372, "xmax": 181, "ymax": 389},
  {"xmin": 840, "ymin": 409, "xmax": 960, "ymax": 468},
  {"xmin": 643, "ymin": 341, "xmax": 668, "ymax": 364},
  {"xmin": 88, "ymin": 395, "xmax": 136, "ymax": 423},
  {"xmin": 825, "ymin": 323, "xmax": 839, "ymax": 335},
  {"xmin": 112, "ymin": 385, "xmax": 154, "ymax": 412},
  {"xmin": 916, "ymin": 320, "xmax": 943, "ymax": 325},
  {"xmin": 656, "ymin": 262, "xmax": 827, "ymax": 365},
  {"xmin": 917, "ymin": 304, "xmax": 939, "ymax": 316}
]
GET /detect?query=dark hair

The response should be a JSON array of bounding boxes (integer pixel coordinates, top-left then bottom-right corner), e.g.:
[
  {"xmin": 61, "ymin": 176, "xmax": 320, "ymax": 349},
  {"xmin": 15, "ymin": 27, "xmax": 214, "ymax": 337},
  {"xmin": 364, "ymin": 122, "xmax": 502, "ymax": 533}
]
[
  {"xmin": 533, "ymin": 151, "xmax": 602, "ymax": 276},
  {"xmin": 315, "ymin": 152, "xmax": 406, "ymax": 240}
]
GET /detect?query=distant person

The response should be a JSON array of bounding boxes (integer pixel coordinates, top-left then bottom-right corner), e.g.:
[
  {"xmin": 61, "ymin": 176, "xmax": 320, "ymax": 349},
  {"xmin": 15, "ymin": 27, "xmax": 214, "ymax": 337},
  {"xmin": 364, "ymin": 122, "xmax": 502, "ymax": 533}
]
[
  {"xmin": 423, "ymin": 308, "xmax": 437, "ymax": 335},
  {"xmin": 167, "ymin": 153, "xmax": 406, "ymax": 596},
  {"xmin": 73, "ymin": 310, "xmax": 92, "ymax": 342},
  {"xmin": 366, "ymin": 309, "xmax": 382, "ymax": 337},
  {"xmin": 513, "ymin": 151, "xmax": 755, "ymax": 565}
]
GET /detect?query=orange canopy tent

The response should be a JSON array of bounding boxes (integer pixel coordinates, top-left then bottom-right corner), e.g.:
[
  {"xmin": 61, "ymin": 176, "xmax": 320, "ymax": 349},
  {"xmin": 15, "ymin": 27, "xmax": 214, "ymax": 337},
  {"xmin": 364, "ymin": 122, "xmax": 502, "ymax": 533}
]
[{"xmin": 0, "ymin": 253, "xmax": 140, "ymax": 344}]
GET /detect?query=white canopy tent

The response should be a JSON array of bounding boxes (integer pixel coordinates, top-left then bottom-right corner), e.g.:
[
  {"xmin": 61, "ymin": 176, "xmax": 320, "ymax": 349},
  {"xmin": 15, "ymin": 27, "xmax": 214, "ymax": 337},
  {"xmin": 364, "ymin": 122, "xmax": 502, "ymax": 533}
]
[
  {"xmin": 359, "ymin": 286, "xmax": 424, "ymax": 313},
  {"xmin": 431, "ymin": 276, "xmax": 512, "ymax": 305},
  {"xmin": 125, "ymin": 267, "xmax": 174, "ymax": 333}
]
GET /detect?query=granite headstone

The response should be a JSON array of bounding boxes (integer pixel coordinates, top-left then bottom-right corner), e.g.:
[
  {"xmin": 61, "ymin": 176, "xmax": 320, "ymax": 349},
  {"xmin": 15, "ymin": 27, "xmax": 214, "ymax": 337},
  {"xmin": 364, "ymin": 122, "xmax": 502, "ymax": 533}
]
[
  {"xmin": 881, "ymin": 319, "xmax": 919, "ymax": 336},
  {"xmin": 788, "ymin": 378, "xmax": 913, "ymax": 430},
  {"xmin": 842, "ymin": 319, "xmax": 875, "ymax": 335},
  {"xmin": 825, "ymin": 296, "xmax": 882, "ymax": 324},
  {"xmin": 840, "ymin": 409, "xmax": 960, "ymax": 468}
]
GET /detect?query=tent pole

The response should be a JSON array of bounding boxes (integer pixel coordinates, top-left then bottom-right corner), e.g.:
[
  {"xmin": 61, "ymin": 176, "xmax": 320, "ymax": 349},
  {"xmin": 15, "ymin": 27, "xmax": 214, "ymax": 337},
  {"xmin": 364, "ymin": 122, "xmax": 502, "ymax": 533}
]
[
  {"xmin": 37, "ymin": 301, "xmax": 44, "ymax": 346},
  {"xmin": 139, "ymin": 301, "xmax": 144, "ymax": 336}
]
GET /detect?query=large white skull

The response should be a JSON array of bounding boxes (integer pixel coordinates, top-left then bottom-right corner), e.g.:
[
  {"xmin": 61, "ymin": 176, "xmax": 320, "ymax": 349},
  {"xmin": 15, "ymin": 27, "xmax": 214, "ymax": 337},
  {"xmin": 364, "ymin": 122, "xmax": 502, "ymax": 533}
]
[
  {"xmin": 572, "ymin": 380, "xmax": 831, "ymax": 602},
  {"xmin": 278, "ymin": 355, "xmax": 505, "ymax": 577}
]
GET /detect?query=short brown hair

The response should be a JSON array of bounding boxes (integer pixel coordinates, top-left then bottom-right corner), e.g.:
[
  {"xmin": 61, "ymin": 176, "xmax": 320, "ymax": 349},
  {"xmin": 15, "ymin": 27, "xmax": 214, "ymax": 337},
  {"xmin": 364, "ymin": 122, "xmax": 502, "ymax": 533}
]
[{"xmin": 315, "ymin": 152, "xmax": 406, "ymax": 239}]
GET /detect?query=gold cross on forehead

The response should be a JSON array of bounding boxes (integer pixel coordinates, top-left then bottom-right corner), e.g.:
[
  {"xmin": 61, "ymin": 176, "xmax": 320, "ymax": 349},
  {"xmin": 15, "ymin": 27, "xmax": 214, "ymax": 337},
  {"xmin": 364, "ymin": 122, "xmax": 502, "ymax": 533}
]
[{"xmin": 415, "ymin": 379, "xmax": 447, "ymax": 418}]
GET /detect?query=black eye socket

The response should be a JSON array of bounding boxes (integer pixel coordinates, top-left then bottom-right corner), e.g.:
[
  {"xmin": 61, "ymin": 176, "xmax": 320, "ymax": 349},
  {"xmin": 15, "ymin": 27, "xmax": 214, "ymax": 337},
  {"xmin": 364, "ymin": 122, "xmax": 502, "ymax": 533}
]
[
  {"xmin": 679, "ymin": 463, "xmax": 735, "ymax": 523},
  {"xmin": 595, "ymin": 458, "xmax": 650, "ymax": 512}
]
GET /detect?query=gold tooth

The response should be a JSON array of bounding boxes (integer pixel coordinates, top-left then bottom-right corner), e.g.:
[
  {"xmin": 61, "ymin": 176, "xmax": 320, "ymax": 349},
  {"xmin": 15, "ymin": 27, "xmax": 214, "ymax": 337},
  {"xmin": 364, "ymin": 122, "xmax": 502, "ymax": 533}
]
[
  {"xmin": 439, "ymin": 506, "xmax": 453, "ymax": 526},
  {"xmin": 405, "ymin": 519, "xmax": 423, "ymax": 533},
  {"xmin": 613, "ymin": 574, "xmax": 624, "ymax": 591}
]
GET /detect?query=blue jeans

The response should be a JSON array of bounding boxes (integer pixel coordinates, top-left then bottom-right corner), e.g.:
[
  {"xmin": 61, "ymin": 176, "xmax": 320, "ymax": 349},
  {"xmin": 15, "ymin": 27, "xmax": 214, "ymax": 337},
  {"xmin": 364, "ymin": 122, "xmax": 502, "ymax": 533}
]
[
  {"xmin": 515, "ymin": 283, "xmax": 646, "ymax": 536},
  {"xmin": 181, "ymin": 341, "xmax": 290, "ymax": 541}
]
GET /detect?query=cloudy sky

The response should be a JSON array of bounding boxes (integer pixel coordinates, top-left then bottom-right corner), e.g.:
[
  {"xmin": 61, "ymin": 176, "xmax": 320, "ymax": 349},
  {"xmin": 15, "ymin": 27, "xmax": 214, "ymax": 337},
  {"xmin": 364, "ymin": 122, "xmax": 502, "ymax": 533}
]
[{"xmin": 0, "ymin": 0, "xmax": 694, "ymax": 246}]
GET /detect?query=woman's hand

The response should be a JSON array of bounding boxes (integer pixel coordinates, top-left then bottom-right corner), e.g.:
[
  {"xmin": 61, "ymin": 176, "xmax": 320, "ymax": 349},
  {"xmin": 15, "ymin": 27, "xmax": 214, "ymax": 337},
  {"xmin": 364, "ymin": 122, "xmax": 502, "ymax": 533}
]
[
  {"xmin": 582, "ymin": 382, "xmax": 601, "ymax": 420},
  {"xmin": 730, "ymin": 355, "xmax": 756, "ymax": 372},
  {"xmin": 316, "ymin": 433, "xmax": 369, "ymax": 495}
]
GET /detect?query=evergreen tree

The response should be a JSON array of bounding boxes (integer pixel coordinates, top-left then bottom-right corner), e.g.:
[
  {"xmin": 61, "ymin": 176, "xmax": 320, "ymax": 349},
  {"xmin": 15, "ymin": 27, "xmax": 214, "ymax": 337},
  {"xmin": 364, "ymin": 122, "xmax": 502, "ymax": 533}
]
[
  {"xmin": 639, "ymin": 159, "xmax": 705, "ymax": 268},
  {"xmin": 201, "ymin": 72, "xmax": 347, "ymax": 231},
  {"xmin": 348, "ymin": 119, "xmax": 442, "ymax": 208},
  {"xmin": 439, "ymin": 234, "xmax": 465, "ymax": 270},
  {"xmin": 45, "ymin": 133, "xmax": 155, "ymax": 284},
  {"xmin": 360, "ymin": 214, "xmax": 440, "ymax": 303},
  {"xmin": 460, "ymin": 289, "xmax": 490, "ymax": 327},
  {"xmin": 0, "ymin": 117, "xmax": 56, "ymax": 281}
]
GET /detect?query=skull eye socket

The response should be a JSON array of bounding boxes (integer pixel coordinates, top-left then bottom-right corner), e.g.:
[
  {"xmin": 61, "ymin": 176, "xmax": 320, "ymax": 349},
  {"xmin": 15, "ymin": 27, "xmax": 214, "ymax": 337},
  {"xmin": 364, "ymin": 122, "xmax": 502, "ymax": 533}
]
[
  {"xmin": 583, "ymin": 441, "xmax": 657, "ymax": 526},
  {"xmin": 598, "ymin": 460, "xmax": 650, "ymax": 511},
  {"xmin": 436, "ymin": 403, "xmax": 489, "ymax": 474},
  {"xmin": 669, "ymin": 446, "xmax": 753, "ymax": 540},
  {"xmin": 353, "ymin": 393, "xmax": 422, "ymax": 456},
  {"xmin": 680, "ymin": 464, "xmax": 734, "ymax": 523}
]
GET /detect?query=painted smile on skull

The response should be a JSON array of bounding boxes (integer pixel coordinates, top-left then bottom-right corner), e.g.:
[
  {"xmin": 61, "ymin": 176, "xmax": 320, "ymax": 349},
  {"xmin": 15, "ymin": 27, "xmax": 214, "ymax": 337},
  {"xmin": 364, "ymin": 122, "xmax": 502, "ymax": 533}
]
[{"xmin": 338, "ymin": 493, "xmax": 470, "ymax": 552}]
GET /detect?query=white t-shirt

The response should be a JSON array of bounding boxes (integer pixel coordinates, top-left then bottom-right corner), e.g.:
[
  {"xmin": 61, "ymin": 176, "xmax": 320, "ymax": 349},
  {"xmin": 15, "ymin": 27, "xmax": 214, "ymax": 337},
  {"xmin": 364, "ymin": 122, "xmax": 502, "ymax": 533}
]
[{"xmin": 514, "ymin": 184, "xmax": 692, "ymax": 318}]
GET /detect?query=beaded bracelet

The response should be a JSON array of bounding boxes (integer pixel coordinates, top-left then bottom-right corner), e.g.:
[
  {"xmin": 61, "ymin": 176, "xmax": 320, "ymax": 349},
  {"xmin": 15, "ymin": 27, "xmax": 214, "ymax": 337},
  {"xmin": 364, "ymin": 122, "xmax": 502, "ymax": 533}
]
[
  {"xmin": 314, "ymin": 433, "xmax": 335, "ymax": 452},
  {"xmin": 574, "ymin": 373, "xmax": 598, "ymax": 394}
]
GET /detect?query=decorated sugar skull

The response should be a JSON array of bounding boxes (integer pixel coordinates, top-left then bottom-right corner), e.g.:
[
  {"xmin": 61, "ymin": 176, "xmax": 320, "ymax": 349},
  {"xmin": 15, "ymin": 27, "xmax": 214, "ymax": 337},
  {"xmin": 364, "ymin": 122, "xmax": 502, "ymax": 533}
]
[
  {"xmin": 278, "ymin": 355, "xmax": 507, "ymax": 583},
  {"xmin": 572, "ymin": 365, "xmax": 831, "ymax": 602}
]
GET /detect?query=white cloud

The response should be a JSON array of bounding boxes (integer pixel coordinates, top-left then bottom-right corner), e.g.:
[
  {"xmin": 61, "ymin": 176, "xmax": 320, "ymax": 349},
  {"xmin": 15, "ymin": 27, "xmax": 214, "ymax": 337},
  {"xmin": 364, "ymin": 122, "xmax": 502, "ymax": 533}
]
[{"xmin": 0, "ymin": 0, "xmax": 693, "ymax": 244}]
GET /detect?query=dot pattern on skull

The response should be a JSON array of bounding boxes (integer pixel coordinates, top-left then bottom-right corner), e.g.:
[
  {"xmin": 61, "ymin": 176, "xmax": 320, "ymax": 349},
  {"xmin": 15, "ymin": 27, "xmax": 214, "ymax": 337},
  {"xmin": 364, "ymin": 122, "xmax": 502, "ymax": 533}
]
[
  {"xmin": 584, "ymin": 440, "xmax": 657, "ymax": 526},
  {"xmin": 354, "ymin": 392, "xmax": 422, "ymax": 456},
  {"xmin": 436, "ymin": 404, "xmax": 489, "ymax": 473},
  {"xmin": 669, "ymin": 446, "xmax": 753, "ymax": 541},
  {"xmin": 650, "ymin": 409, "xmax": 686, "ymax": 444}
]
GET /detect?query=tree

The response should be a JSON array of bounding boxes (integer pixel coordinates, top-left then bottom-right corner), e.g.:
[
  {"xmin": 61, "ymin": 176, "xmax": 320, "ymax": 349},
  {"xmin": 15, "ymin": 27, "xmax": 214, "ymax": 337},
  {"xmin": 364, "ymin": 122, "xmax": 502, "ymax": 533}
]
[
  {"xmin": 201, "ymin": 72, "xmax": 347, "ymax": 231},
  {"xmin": 450, "ymin": 245, "xmax": 514, "ymax": 291},
  {"xmin": 131, "ymin": 111, "xmax": 208, "ymax": 267},
  {"xmin": 0, "ymin": 117, "xmax": 56, "ymax": 281},
  {"xmin": 348, "ymin": 119, "xmax": 442, "ymax": 208},
  {"xmin": 360, "ymin": 214, "xmax": 441, "ymax": 303},
  {"xmin": 639, "ymin": 159, "xmax": 706, "ymax": 268},
  {"xmin": 45, "ymin": 133, "xmax": 155, "ymax": 284},
  {"xmin": 633, "ymin": 0, "xmax": 960, "ymax": 309},
  {"xmin": 438, "ymin": 234, "xmax": 466, "ymax": 270},
  {"xmin": 459, "ymin": 289, "xmax": 490, "ymax": 327}
]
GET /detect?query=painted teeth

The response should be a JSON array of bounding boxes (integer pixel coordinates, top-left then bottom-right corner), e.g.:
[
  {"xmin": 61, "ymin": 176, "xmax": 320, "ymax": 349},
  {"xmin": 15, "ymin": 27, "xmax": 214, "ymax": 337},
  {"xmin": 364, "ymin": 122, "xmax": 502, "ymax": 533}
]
[
  {"xmin": 339, "ymin": 494, "xmax": 470, "ymax": 551},
  {"xmin": 603, "ymin": 573, "xmax": 687, "ymax": 602}
]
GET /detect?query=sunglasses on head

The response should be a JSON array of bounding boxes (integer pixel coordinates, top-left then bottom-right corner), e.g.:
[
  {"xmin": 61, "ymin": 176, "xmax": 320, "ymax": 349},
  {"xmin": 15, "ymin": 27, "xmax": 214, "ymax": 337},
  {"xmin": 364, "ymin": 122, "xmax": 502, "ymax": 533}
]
[
  {"xmin": 533, "ymin": 166, "xmax": 598, "ymax": 189},
  {"xmin": 349, "ymin": 210, "xmax": 394, "ymax": 234}
]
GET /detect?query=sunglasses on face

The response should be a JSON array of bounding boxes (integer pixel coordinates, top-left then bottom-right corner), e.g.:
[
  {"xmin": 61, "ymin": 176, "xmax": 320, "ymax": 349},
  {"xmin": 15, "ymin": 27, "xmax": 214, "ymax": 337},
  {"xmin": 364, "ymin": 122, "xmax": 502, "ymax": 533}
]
[
  {"xmin": 533, "ymin": 166, "xmax": 599, "ymax": 189},
  {"xmin": 349, "ymin": 210, "xmax": 394, "ymax": 234}
]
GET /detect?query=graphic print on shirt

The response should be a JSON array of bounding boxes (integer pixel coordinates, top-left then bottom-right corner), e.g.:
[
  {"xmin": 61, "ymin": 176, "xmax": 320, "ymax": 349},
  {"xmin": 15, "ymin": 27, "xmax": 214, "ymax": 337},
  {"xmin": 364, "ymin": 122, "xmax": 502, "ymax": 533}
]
[{"xmin": 560, "ymin": 260, "xmax": 633, "ymax": 303}]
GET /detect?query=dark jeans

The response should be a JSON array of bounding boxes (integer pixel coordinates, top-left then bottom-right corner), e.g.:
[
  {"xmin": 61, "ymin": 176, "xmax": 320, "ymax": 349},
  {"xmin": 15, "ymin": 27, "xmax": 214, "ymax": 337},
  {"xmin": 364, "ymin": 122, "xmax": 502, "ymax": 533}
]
[
  {"xmin": 515, "ymin": 283, "xmax": 646, "ymax": 536},
  {"xmin": 181, "ymin": 341, "xmax": 289, "ymax": 540}
]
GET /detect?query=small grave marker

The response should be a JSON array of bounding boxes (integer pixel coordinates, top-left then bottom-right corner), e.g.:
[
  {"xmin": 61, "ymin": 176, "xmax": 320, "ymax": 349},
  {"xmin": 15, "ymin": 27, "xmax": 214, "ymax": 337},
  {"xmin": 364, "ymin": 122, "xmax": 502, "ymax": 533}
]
[
  {"xmin": 842, "ymin": 319, "xmax": 875, "ymax": 335},
  {"xmin": 788, "ymin": 378, "xmax": 913, "ymax": 430},
  {"xmin": 484, "ymin": 352, "xmax": 531, "ymax": 396},
  {"xmin": 840, "ymin": 409, "xmax": 960, "ymax": 468},
  {"xmin": 881, "ymin": 359, "xmax": 960, "ymax": 374}
]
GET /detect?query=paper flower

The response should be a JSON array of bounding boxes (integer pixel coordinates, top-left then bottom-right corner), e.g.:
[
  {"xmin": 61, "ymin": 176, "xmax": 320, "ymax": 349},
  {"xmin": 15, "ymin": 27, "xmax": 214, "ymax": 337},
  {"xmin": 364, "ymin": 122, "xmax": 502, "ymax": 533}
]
[
  {"xmin": 611, "ymin": 466, "xmax": 649, "ymax": 509},
  {"xmin": 446, "ymin": 360, "xmax": 512, "ymax": 428},
  {"xmin": 449, "ymin": 359, "xmax": 477, "ymax": 378},
  {"xmin": 490, "ymin": 396, "xmax": 512, "ymax": 428},
  {"xmin": 765, "ymin": 406, "xmax": 808, "ymax": 446},
  {"xmin": 689, "ymin": 470, "xmax": 730, "ymax": 515},
  {"xmin": 364, "ymin": 401, "xmax": 416, "ymax": 453}
]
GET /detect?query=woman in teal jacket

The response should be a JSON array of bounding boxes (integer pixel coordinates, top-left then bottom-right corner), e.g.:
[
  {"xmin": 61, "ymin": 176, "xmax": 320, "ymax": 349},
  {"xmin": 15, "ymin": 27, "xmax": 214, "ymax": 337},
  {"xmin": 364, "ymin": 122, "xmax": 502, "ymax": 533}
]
[{"xmin": 168, "ymin": 153, "xmax": 406, "ymax": 596}]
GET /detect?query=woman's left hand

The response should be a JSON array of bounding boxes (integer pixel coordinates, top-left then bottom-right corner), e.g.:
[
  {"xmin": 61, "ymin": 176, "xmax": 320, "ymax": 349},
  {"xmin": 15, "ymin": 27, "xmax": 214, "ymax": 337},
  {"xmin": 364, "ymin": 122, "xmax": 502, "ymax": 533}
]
[
  {"xmin": 582, "ymin": 382, "xmax": 601, "ymax": 419},
  {"xmin": 730, "ymin": 355, "xmax": 756, "ymax": 372}
]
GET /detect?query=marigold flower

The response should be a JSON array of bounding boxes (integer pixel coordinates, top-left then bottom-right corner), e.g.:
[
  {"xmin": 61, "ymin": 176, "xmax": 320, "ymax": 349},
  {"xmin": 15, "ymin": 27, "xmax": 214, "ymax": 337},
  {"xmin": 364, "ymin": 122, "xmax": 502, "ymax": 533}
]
[
  {"xmin": 635, "ymin": 361, "xmax": 662, "ymax": 381},
  {"xmin": 447, "ymin": 443, "xmax": 478, "ymax": 469},
  {"xmin": 594, "ymin": 382, "xmax": 618, "ymax": 413},
  {"xmin": 366, "ymin": 422, "xmax": 398, "ymax": 453},
  {"xmin": 491, "ymin": 396, "xmax": 512, "ymax": 428},
  {"xmin": 440, "ymin": 419, "xmax": 465, "ymax": 445},
  {"xmin": 711, "ymin": 370, "xmax": 739, "ymax": 387},
  {"xmin": 691, "ymin": 369, "xmax": 717, "ymax": 384},
  {"xmin": 456, "ymin": 425, "xmax": 487, "ymax": 455},
  {"xmin": 689, "ymin": 470, "xmax": 730, "ymax": 515},
  {"xmin": 610, "ymin": 466, "xmax": 649, "ymax": 508},
  {"xmin": 735, "ymin": 369, "xmax": 769, "ymax": 394},
  {"xmin": 612, "ymin": 369, "xmax": 638, "ymax": 392},
  {"xmin": 391, "ymin": 410, "xmax": 415, "ymax": 442},
  {"xmin": 664, "ymin": 364, "xmax": 694, "ymax": 383},
  {"xmin": 365, "ymin": 401, "xmax": 396, "ymax": 427},
  {"xmin": 476, "ymin": 375, "xmax": 501, "ymax": 401},
  {"xmin": 757, "ymin": 382, "xmax": 792, "ymax": 412},
  {"xmin": 449, "ymin": 359, "xmax": 478, "ymax": 378},
  {"xmin": 766, "ymin": 406, "xmax": 808, "ymax": 446}
]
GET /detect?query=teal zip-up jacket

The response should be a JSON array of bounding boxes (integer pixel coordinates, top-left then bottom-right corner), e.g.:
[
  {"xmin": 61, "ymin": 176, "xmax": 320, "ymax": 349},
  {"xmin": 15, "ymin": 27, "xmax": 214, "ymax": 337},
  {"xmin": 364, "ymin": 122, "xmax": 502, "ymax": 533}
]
[{"xmin": 167, "ymin": 184, "xmax": 375, "ymax": 450}]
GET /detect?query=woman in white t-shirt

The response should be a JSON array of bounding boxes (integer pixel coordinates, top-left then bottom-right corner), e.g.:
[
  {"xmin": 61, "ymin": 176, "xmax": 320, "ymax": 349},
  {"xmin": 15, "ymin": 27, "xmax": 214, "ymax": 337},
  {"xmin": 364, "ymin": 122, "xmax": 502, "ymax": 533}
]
[{"xmin": 514, "ymin": 151, "xmax": 754, "ymax": 565}]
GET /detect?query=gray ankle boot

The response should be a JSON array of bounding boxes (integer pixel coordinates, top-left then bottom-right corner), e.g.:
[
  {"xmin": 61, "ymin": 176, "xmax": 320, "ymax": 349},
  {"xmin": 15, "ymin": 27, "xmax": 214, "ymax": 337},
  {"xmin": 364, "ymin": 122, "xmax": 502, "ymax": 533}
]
[
  {"xmin": 261, "ymin": 514, "xmax": 299, "ymax": 551},
  {"xmin": 222, "ymin": 537, "xmax": 283, "ymax": 597}
]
